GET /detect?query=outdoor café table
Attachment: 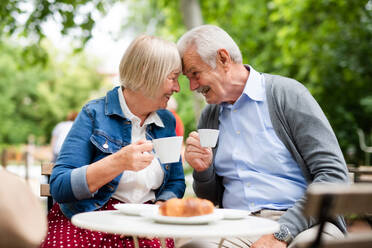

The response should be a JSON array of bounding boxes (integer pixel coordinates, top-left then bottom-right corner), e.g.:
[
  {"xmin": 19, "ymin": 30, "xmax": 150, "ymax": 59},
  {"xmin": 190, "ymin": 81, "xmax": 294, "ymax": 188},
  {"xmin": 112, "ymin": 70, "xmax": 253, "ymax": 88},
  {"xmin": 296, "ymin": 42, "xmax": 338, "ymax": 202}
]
[{"xmin": 71, "ymin": 209, "xmax": 280, "ymax": 248}]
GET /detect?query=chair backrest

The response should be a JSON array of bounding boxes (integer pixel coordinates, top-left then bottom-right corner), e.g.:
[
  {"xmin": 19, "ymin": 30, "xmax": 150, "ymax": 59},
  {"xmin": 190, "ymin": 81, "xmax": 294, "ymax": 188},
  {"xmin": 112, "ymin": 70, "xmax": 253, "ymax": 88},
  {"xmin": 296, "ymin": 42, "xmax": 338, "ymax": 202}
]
[
  {"xmin": 357, "ymin": 129, "xmax": 372, "ymax": 153},
  {"xmin": 40, "ymin": 162, "xmax": 54, "ymax": 211},
  {"xmin": 304, "ymin": 183, "xmax": 372, "ymax": 217},
  {"xmin": 296, "ymin": 183, "xmax": 372, "ymax": 248},
  {"xmin": 347, "ymin": 166, "xmax": 372, "ymax": 183},
  {"xmin": 40, "ymin": 162, "xmax": 54, "ymax": 197}
]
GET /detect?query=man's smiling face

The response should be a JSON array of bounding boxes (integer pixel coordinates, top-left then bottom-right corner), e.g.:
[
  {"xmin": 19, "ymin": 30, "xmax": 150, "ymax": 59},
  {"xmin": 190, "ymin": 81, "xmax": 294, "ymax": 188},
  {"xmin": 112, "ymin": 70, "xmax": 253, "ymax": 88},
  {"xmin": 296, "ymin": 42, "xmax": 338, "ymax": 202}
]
[{"xmin": 182, "ymin": 47, "xmax": 228, "ymax": 104}]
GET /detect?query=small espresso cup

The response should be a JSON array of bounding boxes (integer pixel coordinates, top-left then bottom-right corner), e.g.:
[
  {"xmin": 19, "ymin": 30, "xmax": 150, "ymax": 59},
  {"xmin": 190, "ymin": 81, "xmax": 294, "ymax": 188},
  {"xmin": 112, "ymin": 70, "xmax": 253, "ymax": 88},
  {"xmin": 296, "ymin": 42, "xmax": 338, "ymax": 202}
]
[
  {"xmin": 198, "ymin": 129, "xmax": 219, "ymax": 148},
  {"xmin": 152, "ymin": 136, "xmax": 183, "ymax": 163}
]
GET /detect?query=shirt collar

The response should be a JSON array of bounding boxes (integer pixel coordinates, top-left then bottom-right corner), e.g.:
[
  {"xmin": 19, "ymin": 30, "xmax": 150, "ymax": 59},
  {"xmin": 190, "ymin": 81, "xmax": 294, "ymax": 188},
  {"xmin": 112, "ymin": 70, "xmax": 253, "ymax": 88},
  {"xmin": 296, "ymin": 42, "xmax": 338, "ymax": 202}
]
[
  {"xmin": 117, "ymin": 87, "xmax": 164, "ymax": 128},
  {"xmin": 242, "ymin": 65, "xmax": 265, "ymax": 102}
]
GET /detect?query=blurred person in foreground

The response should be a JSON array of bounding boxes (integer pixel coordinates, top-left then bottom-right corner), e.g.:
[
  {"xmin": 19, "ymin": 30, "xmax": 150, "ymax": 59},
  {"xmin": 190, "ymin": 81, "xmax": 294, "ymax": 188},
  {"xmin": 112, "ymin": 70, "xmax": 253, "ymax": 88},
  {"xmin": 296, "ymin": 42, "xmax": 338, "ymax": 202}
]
[
  {"xmin": 41, "ymin": 35, "xmax": 186, "ymax": 248},
  {"xmin": 178, "ymin": 25, "xmax": 349, "ymax": 248},
  {"xmin": 50, "ymin": 111, "xmax": 78, "ymax": 162},
  {"xmin": 0, "ymin": 169, "xmax": 47, "ymax": 248}
]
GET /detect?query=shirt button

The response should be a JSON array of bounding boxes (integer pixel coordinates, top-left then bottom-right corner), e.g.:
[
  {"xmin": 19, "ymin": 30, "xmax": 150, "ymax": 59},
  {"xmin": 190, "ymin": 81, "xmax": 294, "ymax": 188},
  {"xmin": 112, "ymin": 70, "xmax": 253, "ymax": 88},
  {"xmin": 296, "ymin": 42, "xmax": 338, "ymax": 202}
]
[
  {"xmin": 233, "ymin": 109, "xmax": 237, "ymax": 112},
  {"xmin": 236, "ymin": 131, "xmax": 240, "ymax": 135},
  {"xmin": 165, "ymin": 165, "xmax": 169, "ymax": 170},
  {"xmin": 246, "ymin": 182, "xmax": 251, "ymax": 187}
]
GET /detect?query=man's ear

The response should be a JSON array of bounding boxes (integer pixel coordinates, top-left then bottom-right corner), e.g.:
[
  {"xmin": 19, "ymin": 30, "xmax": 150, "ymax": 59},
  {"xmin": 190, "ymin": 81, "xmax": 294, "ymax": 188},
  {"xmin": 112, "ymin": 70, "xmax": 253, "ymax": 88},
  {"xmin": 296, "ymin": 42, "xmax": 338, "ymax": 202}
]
[{"xmin": 216, "ymin": 49, "xmax": 231, "ymax": 70}]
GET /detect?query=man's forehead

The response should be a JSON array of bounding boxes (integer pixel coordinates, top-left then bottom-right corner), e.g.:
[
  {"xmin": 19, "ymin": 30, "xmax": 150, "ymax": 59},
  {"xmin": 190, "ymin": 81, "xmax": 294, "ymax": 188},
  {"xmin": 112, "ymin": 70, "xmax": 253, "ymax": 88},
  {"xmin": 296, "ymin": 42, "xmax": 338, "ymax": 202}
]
[{"xmin": 182, "ymin": 51, "xmax": 203, "ymax": 74}]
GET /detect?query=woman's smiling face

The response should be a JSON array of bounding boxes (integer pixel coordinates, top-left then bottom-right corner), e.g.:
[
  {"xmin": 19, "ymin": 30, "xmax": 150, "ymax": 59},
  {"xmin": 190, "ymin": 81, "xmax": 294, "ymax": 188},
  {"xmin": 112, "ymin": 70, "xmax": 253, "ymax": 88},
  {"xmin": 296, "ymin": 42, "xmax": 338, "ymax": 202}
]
[{"xmin": 152, "ymin": 69, "xmax": 181, "ymax": 110}]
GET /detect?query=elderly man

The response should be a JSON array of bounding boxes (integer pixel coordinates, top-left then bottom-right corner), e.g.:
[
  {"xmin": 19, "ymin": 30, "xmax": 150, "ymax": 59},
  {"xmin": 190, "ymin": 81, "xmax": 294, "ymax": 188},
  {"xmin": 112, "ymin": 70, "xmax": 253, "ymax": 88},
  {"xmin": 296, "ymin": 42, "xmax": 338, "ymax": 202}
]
[{"xmin": 178, "ymin": 25, "xmax": 349, "ymax": 248}]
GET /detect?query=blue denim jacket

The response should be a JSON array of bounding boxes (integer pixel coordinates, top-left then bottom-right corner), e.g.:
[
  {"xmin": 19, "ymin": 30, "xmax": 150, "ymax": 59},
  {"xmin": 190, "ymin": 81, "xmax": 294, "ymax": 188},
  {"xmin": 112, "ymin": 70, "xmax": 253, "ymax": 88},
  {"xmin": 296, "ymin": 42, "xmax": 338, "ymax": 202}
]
[{"xmin": 50, "ymin": 86, "xmax": 186, "ymax": 219}]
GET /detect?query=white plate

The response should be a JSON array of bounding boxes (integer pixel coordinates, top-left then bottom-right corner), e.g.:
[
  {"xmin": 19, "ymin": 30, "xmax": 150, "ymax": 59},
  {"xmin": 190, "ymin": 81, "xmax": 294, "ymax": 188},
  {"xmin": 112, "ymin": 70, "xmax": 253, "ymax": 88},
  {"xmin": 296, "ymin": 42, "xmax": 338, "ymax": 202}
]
[
  {"xmin": 215, "ymin": 208, "xmax": 251, "ymax": 220},
  {"xmin": 114, "ymin": 203, "xmax": 159, "ymax": 216},
  {"xmin": 141, "ymin": 210, "xmax": 223, "ymax": 224}
]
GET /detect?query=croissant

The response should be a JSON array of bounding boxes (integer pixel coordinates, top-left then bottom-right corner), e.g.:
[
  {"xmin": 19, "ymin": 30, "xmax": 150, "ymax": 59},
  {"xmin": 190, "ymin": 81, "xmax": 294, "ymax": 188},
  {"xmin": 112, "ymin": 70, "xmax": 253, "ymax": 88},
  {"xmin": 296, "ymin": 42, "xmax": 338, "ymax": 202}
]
[{"xmin": 159, "ymin": 198, "xmax": 214, "ymax": 217}]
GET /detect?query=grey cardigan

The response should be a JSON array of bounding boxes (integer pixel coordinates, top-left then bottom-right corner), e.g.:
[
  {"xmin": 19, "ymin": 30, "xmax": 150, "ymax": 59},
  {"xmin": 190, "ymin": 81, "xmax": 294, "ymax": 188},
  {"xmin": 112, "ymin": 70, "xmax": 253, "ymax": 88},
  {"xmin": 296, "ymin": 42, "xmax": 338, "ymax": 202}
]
[{"xmin": 194, "ymin": 73, "xmax": 349, "ymax": 238}]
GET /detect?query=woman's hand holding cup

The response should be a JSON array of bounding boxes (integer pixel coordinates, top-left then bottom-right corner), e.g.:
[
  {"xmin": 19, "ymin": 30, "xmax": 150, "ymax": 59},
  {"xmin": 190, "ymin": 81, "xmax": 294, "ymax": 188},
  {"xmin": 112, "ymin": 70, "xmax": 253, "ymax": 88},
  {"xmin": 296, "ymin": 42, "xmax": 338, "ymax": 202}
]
[{"xmin": 115, "ymin": 140, "xmax": 154, "ymax": 171}]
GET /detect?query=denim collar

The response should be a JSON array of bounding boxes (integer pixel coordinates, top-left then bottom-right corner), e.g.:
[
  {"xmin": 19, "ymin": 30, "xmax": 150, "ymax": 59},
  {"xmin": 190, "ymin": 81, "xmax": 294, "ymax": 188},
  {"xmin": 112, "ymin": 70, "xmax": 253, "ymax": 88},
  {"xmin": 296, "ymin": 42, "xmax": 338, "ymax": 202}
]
[{"xmin": 105, "ymin": 86, "xmax": 127, "ymax": 119}]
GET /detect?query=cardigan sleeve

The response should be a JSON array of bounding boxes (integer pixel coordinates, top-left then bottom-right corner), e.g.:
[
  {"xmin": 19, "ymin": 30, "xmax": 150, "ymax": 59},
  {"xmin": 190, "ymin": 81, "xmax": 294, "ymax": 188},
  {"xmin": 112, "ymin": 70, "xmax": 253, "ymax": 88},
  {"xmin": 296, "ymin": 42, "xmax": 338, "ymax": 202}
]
[
  {"xmin": 267, "ymin": 75, "xmax": 349, "ymax": 238},
  {"xmin": 192, "ymin": 104, "xmax": 224, "ymax": 206}
]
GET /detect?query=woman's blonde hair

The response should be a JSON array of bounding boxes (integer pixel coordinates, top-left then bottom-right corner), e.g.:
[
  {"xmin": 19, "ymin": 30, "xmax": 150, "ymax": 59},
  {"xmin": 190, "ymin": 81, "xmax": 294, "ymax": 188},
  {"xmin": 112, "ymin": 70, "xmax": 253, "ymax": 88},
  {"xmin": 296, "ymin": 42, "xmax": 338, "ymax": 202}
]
[{"xmin": 119, "ymin": 35, "xmax": 181, "ymax": 98}]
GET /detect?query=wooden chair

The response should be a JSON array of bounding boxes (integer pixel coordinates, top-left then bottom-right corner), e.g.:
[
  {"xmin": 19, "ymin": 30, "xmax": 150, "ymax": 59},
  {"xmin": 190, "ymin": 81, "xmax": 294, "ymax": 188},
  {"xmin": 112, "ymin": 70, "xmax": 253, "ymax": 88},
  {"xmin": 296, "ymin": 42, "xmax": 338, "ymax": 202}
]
[
  {"xmin": 357, "ymin": 129, "xmax": 372, "ymax": 165},
  {"xmin": 40, "ymin": 162, "xmax": 54, "ymax": 211},
  {"xmin": 348, "ymin": 165, "xmax": 372, "ymax": 183},
  {"xmin": 295, "ymin": 183, "xmax": 372, "ymax": 248}
]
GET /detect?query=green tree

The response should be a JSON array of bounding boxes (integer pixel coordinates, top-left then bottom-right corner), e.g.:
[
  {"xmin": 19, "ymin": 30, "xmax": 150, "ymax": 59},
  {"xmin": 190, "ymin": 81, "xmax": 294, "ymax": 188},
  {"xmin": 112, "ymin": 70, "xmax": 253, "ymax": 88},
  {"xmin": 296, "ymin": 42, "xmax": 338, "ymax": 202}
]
[
  {"xmin": 0, "ymin": 40, "xmax": 104, "ymax": 145},
  {"xmin": 0, "ymin": 0, "xmax": 117, "ymax": 49}
]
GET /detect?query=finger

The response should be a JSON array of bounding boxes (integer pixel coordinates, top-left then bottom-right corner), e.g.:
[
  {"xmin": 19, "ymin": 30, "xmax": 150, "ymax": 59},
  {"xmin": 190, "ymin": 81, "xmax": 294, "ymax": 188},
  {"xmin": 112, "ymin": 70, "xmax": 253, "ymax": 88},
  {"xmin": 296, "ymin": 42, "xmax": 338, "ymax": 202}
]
[
  {"xmin": 185, "ymin": 150, "xmax": 207, "ymax": 162},
  {"xmin": 185, "ymin": 136, "xmax": 201, "ymax": 148},
  {"xmin": 134, "ymin": 160, "xmax": 153, "ymax": 171},
  {"xmin": 140, "ymin": 152, "xmax": 154, "ymax": 162},
  {"xmin": 188, "ymin": 131, "xmax": 199, "ymax": 139},
  {"xmin": 186, "ymin": 144, "xmax": 208, "ymax": 154},
  {"xmin": 135, "ymin": 139, "xmax": 147, "ymax": 145},
  {"xmin": 137, "ymin": 141, "xmax": 153, "ymax": 152},
  {"xmin": 186, "ymin": 150, "xmax": 211, "ymax": 162},
  {"xmin": 186, "ymin": 145, "xmax": 212, "ymax": 159},
  {"xmin": 188, "ymin": 159, "xmax": 209, "ymax": 171}
]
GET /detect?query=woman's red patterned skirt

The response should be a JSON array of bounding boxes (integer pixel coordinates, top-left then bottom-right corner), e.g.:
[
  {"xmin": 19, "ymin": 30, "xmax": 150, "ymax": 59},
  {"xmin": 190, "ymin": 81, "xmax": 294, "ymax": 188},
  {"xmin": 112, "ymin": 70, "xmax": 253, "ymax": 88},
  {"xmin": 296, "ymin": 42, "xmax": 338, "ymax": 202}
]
[{"xmin": 41, "ymin": 198, "xmax": 174, "ymax": 248}]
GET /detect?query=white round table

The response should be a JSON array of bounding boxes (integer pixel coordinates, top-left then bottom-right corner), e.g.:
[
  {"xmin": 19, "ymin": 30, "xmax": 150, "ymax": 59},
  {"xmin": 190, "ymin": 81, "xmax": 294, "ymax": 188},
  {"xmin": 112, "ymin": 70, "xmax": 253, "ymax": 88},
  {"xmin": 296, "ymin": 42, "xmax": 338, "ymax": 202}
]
[{"xmin": 72, "ymin": 210, "xmax": 279, "ymax": 248}]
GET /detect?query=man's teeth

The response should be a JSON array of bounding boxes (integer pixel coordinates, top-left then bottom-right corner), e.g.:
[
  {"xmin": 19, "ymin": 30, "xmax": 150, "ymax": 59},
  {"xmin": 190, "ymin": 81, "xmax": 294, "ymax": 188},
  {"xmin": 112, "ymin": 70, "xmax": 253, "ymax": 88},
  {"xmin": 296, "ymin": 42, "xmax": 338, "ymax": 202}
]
[{"xmin": 198, "ymin": 87, "xmax": 210, "ymax": 94}]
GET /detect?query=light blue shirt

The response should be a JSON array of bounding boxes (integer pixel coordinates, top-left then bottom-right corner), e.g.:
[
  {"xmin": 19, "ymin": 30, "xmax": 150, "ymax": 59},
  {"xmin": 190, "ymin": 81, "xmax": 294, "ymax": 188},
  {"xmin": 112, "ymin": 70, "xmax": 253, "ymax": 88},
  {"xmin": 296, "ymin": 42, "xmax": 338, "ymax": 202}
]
[{"xmin": 214, "ymin": 66, "xmax": 307, "ymax": 212}]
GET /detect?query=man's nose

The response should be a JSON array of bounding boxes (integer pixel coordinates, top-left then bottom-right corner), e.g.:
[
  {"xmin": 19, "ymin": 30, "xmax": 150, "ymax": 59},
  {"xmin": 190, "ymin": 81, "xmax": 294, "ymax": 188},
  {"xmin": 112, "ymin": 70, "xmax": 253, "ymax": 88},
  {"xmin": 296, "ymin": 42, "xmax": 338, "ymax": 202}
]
[{"xmin": 189, "ymin": 78, "xmax": 199, "ymax": 91}]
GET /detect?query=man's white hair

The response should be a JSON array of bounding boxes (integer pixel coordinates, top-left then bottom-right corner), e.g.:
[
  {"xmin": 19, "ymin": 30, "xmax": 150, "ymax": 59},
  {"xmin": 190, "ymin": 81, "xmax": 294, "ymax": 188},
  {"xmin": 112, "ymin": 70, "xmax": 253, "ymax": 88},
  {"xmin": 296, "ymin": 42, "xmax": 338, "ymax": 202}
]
[{"xmin": 177, "ymin": 25, "xmax": 242, "ymax": 68}]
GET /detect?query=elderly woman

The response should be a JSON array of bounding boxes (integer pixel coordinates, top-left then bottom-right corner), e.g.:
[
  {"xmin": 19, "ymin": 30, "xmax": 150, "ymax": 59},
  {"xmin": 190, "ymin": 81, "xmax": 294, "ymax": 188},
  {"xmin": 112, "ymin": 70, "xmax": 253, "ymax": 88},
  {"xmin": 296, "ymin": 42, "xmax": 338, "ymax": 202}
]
[{"xmin": 41, "ymin": 35, "xmax": 186, "ymax": 248}]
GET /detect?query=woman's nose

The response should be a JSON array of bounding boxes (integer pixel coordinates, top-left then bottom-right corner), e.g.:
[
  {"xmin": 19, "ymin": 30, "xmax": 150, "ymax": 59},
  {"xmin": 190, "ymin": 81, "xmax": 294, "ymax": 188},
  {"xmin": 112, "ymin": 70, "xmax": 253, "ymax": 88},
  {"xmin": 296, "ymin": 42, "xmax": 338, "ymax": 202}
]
[{"xmin": 173, "ymin": 81, "xmax": 180, "ymax": 92}]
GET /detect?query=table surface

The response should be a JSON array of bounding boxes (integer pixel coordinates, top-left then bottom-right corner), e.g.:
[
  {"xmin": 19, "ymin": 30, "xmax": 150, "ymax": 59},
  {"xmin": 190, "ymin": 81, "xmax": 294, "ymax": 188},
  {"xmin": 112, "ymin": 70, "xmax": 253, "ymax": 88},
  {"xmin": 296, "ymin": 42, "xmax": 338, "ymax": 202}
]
[{"xmin": 71, "ymin": 210, "xmax": 280, "ymax": 239}]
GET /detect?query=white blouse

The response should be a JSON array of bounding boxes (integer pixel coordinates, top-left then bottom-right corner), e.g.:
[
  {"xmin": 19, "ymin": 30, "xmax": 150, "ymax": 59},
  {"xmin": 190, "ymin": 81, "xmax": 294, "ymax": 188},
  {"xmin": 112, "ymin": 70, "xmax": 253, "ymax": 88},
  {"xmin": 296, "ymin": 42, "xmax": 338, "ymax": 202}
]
[{"xmin": 112, "ymin": 87, "xmax": 164, "ymax": 203}]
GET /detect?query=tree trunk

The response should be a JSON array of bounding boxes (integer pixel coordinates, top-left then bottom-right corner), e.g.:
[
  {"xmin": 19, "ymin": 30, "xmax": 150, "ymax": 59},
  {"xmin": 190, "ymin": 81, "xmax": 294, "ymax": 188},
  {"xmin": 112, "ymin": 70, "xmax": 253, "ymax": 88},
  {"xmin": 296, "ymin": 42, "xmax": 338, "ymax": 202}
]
[{"xmin": 180, "ymin": 0, "xmax": 205, "ymax": 123}]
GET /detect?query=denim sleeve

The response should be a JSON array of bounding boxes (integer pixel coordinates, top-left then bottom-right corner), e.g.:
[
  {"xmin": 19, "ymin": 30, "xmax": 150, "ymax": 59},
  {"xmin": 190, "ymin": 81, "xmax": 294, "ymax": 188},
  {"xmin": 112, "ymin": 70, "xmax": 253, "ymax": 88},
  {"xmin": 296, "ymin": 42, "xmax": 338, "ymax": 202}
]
[
  {"xmin": 156, "ymin": 158, "xmax": 186, "ymax": 201},
  {"xmin": 50, "ymin": 105, "xmax": 96, "ymax": 203},
  {"xmin": 71, "ymin": 165, "xmax": 96, "ymax": 200}
]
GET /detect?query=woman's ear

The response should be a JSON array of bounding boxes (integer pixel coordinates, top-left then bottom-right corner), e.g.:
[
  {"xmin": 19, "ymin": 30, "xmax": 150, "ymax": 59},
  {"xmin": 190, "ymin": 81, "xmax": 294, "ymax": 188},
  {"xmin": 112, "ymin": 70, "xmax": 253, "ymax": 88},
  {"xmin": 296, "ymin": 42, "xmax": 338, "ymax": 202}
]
[{"xmin": 216, "ymin": 49, "xmax": 231, "ymax": 70}]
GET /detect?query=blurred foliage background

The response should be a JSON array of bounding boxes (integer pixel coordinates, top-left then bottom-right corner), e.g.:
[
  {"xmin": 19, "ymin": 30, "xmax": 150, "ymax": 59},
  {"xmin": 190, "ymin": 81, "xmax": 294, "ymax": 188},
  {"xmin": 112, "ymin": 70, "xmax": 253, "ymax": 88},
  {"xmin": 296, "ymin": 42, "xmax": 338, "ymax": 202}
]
[{"xmin": 0, "ymin": 0, "xmax": 371, "ymax": 165}]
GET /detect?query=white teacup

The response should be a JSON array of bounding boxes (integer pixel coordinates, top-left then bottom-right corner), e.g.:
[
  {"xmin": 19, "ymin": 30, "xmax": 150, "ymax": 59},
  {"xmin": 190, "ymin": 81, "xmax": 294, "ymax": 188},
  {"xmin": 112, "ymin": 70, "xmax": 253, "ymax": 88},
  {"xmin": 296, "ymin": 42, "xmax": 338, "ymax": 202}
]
[
  {"xmin": 152, "ymin": 136, "xmax": 183, "ymax": 163},
  {"xmin": 198, "ymin": 129, "xmax": 219, "ymax": 148}
]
